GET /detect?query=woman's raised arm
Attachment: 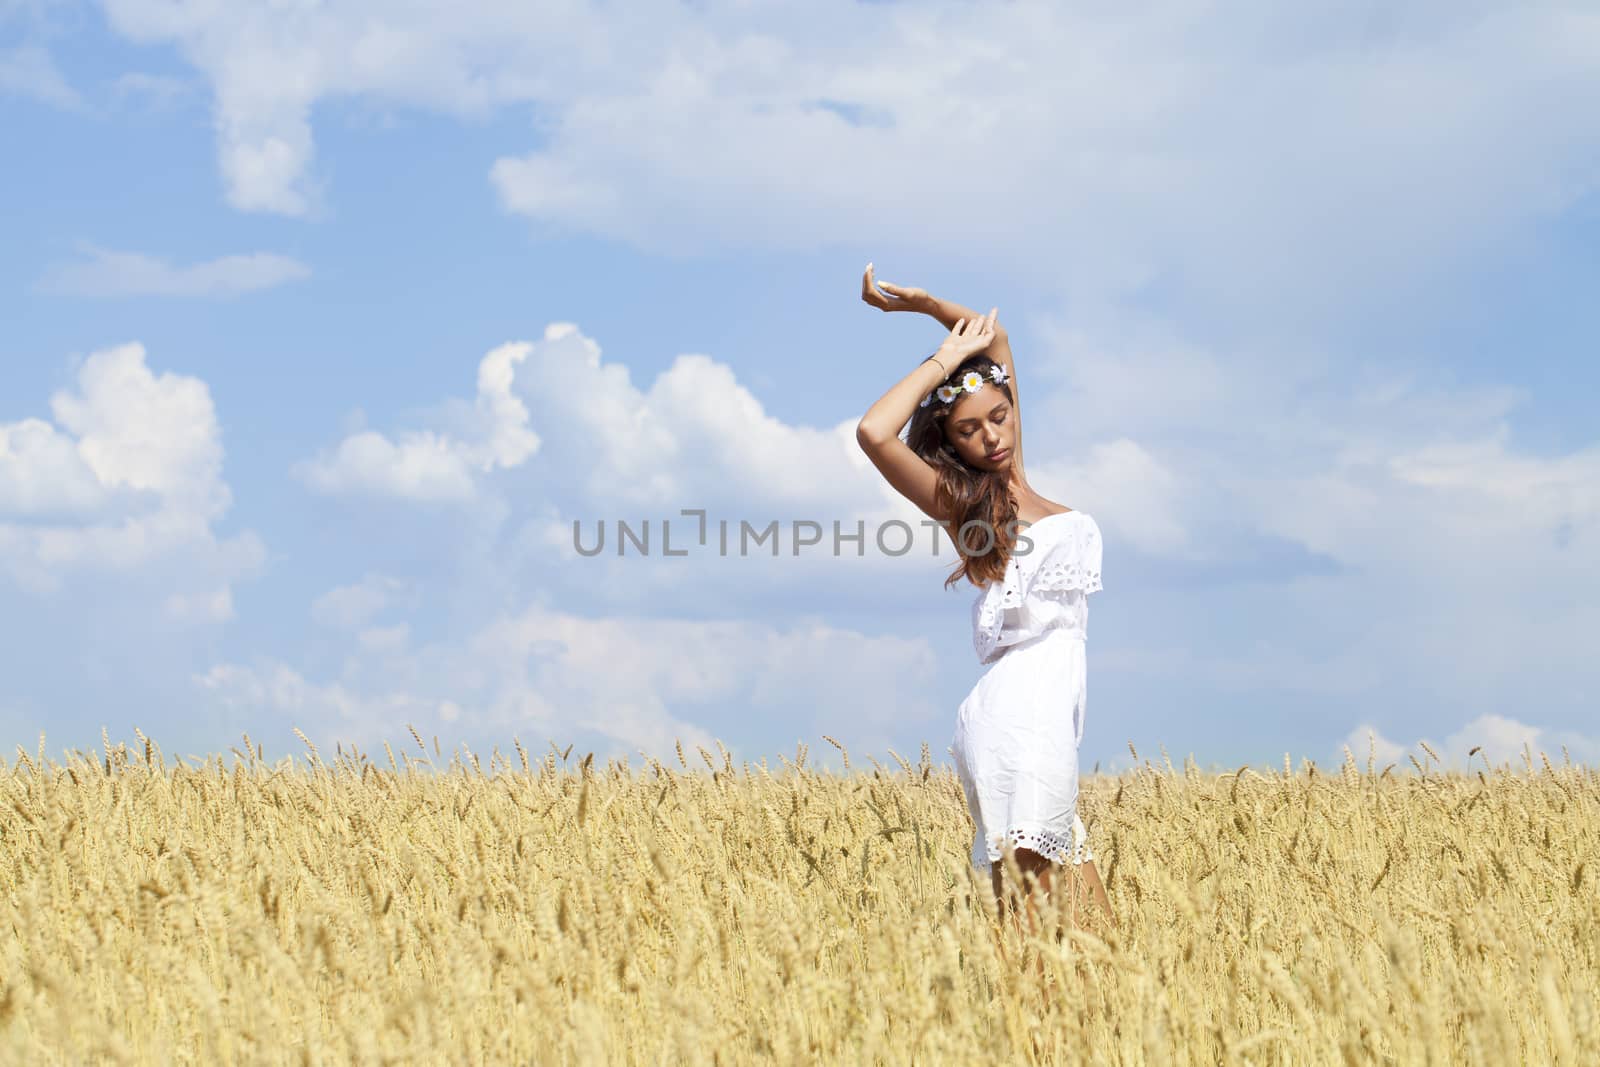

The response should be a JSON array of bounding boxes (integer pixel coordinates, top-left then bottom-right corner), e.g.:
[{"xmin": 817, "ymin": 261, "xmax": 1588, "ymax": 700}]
[
  {"xmin": 856, "ymin": 312, "xmax": 999, "ymax": 522},
  {"xmin": 862, "ymin": 264, "xmax": 1029, "ymax": 484}
]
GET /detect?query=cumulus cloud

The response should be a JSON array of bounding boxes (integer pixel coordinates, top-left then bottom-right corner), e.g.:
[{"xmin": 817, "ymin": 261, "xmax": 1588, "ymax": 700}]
[
  {"xmin": 1343, "ymin": 715, "xmax": 1600, "ymax": 771},
  {"xmin": 288, "ymin": 320, "xmax": 995, "ymax": 657},
  {"xmin": 293, "ymin": 430, "xmax": 484, "ymax": 502},
  {"xmin": 197, "ymin": 602, "xmax": 942, "ymax": 764},
  {"xmin": 259, "ymin": 322, "xmax": 1011, "ymax": 759},
  {"xmin": 276, "ymin": 314, "xmax": 1600, "ymax": 766},
  {"xmin": 1027, "ymin": 440, "xmax": 1189, "ymax": 559},
  {"xmin": 8, "ymin": 6, "xmax": 1590, "ymax": 766},
  {"xmin": 37, "ymin": 244, "xmax": 311, "ymax": 298},
  {"xmin": 96, "ymin": 2, "xmax": 1600, "ymax": 326},
  {"xmin": 292, "ymin": 340, "xmax": 539, "ymax": 502},
  {"xmin": 1008, "ymin": 293, "xmax": 1600, "ymax": 759},
  {"xmin": 0, "ymin": 342, "xmax": 262, "ymax": 615},
  {"xmin": 506, "ymin": 322, "xmax": 880, "ymax": 514},
  {"xmin": 194, "ymin": 662, "xmax": 439, "ymax": 736},
  {"xmin": 293, "ymin": 322, "xmax": 890, "ymax": 525},
  {"xmin": 1342, "ymin": 725, "xmax": 1408, "ymax": 769},
  {"xmin": 0, "ymin": 417, "xmax": 120, "ymax": 521},
  {"xmin": 48, "ymin": 344, "xmax": 231, "ymax": 519}
]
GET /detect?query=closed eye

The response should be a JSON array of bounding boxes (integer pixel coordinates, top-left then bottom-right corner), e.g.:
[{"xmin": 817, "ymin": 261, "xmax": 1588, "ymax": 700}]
[{"xmin": 961, "ymin": 412, "xmax": 1008, "ymax": 438}]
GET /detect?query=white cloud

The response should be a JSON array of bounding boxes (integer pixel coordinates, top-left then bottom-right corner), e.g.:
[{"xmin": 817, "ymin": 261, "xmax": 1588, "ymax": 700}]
[
  {"xmin": 293, "ymin": 340, "xmax": 540, "ymax": 503},
  {"xmin": 49, "ymin": 343, "xmax": 230, "ymax": 519},
  {"xmin": 194, "ymin": 662, "xmax": 437, "ymax": 732},
  {"xmin": 4, "ymin": 6, "xmax": 1588, "ymax": 765},
  {"xmin": 470, "ymin": 341, "xmax": 542, "ymax": 470},
  {"xmin": 196, "ymin": 603, "xmax": 942, "ymax": 763},
  {"xmin": 265, "ymin": 316, "xmax": 1248, "ymax": 765},
  {"xmin": 1341, "ymin": 725, "xmax": 1408, "ymax": 770},
  {"xmin": 277, "ymin": 314, "xmax": 1600, "ymax": 765},
  {"xmin": 0, "ymin": 342, "xmax": 262, "ymax": 612},
  {"xmin": 0, "ymin": 44, "xmax": 80, "ymax": 110},
  {"xmin": 293, "ymin": 429, "xmax": 482, "ymax": 502},
  {"xmin": 37, "ymin": 245, "xmax": 311, "ymax": 298},
  {"xmin": 97, "ymin": 2, "xmax": 1600, "ymax": 323},
  {"xmin": 311, "ymin": 573, "xmax": 408, "ymax": 629},
  {"xmin": 0, "ymin": 417, "xmax": 119, "ymax": 520},
  {"xmin": 292, "ymin": 322, "xmax": 889, "ymax": 522},
  {"xmin": 1027, "ymin": 439, "xmax": 1189, "ymax": 559},
  {"xmin": 1006, "ymin": 294, "xmax": 1600, "ymax": 756},
  {"xmin": 290, "ymin": 319, "xmax": 1000, "ymax": 659},
  {"xmin": 1342, "ymin": 715, "xmax": 1600, "ymax": 771}
]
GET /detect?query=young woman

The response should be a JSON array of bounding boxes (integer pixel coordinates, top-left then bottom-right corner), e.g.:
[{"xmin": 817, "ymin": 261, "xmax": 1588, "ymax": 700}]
[{"xmin": 855, "ymin": 263, "xmax": 1113, "ymax": 938}]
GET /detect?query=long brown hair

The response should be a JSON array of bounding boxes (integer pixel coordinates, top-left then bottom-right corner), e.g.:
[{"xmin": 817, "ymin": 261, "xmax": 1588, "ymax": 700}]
[{"xmin": 903, "ymin": 352, "xmax": 1020, "ymax": 590}]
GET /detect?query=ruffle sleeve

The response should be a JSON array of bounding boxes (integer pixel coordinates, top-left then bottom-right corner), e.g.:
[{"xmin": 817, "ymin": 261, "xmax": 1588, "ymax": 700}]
[
  {"xmin": 1026, "ymin": 516, "xmax": 1103, "ymax": 597},
  {"xmin": 971, "ymin": 515, "xmax": 1103, "ymax": 664}
]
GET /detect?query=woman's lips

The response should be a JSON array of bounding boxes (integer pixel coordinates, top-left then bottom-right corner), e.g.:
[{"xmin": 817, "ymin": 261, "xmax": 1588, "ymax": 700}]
[{"xmin": 988, "ymin": 448, "xmax": 1010, "ymax": 461}]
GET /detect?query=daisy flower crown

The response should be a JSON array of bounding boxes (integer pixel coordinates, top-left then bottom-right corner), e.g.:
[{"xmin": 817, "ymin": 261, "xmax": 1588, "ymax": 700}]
[{"xmin": 921, "ymin": 361, "xmax": 1010, "ymax": 408}]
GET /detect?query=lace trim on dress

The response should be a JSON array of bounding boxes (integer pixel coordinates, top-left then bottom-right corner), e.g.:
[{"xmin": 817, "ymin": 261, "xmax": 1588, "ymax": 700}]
[
  {"xmin": 972, "ymin": 513, "xmax": 1102, "ymax": 663},
  {"xmin": 972, "ymin": 561, "xmax": 1024, "ymax": 665},
  {"xmin": 1030, "ymin": 559, "xmax": 1104, "ymax": 595},
  {"xmin": 996, "ymin": 825, "xmax": 1094, "ymax": 865}
]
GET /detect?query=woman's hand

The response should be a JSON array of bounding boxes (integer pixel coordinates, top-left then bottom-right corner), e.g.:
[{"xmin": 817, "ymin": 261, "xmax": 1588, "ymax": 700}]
[
  {"xmin": 861, "ymin": 262, "xmax": 930, "ymax": 313},
  {"xmin": 936, "ymin": 308, "xmax": 1001, "ymax": 363}
]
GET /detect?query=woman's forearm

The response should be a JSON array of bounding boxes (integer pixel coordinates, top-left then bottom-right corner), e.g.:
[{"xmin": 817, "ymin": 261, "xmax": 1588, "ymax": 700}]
[
  {"xmin": 911, "ymin": 292, "xmax": 987, "ymax": 333},
  {"xmin": 856, "ymin": 353, "xmax": 952, "ymax": 444},
  {"xmin": 911, "ymin": 292, "xmax": 1025, "ymax": 483}
]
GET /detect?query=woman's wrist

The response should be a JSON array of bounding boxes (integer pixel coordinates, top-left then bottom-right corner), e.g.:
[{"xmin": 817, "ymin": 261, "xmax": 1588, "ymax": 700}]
[{"xmin": 924, "ymin": 294, "xmax": 983, "ymax": 332}]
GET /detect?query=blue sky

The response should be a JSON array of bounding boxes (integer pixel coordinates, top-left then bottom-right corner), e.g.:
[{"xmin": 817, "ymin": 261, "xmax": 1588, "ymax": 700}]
[{"xmin": 3, "ymin": 1, "xmax": 1598, "ymax": 773}]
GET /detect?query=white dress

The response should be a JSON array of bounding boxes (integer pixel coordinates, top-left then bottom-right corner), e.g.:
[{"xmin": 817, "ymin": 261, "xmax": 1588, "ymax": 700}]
[{"xmin": 947, "ymin": 510, "xmax": 1104, "ymax": 873}]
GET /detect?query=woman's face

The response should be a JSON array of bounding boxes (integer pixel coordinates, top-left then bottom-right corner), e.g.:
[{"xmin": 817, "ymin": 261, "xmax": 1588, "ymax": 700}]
[{"xmin": 943, "ymin": 385, "xmax": 1014, "ymax": 471}]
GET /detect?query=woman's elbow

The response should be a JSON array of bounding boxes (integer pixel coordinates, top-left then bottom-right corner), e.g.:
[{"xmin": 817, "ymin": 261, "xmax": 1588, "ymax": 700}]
[{"xmin": 855, "ymin": 419, "xmax": 886, "ymax": 450}]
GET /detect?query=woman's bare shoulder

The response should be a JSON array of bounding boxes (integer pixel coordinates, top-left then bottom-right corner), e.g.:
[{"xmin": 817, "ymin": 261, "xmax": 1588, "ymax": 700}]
[{"xmin": 1014, "ymin": 489, "xmax": 1074, "ymax": 523}]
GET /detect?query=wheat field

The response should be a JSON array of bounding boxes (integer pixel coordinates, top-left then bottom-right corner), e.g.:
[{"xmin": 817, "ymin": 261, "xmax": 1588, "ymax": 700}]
[{"xmin": 0, "ymin": 728, "xmax": 1595, "ymax": 1065}]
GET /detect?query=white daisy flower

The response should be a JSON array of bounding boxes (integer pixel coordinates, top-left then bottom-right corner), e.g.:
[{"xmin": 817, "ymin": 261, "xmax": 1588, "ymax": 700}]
[
  {"xmin": 936, "ymin": 384, "xmax": 960, "ymax": 403},
  {"xmin": 920, "ymin": 393, "xmax": 932, "ymax": 407},
  {"xmin": 961, "ymin": 371, "xmax": 984, "ymax": 392},
  {"xmin": 990, "ymin": 364, "xmax": 1009, "ymax": 384}
]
